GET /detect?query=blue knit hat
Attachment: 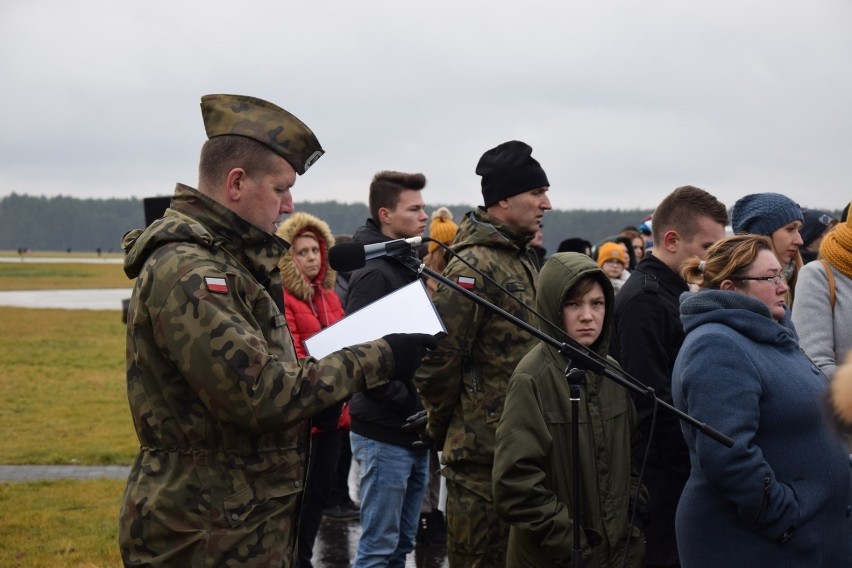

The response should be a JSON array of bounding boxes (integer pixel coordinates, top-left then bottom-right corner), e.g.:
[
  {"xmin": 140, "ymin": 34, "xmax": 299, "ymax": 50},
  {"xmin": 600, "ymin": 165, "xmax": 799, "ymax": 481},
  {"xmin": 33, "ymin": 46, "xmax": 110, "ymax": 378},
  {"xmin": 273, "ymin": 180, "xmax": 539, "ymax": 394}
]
[{"xmin": 731, "ymin": 193, "xmax": 803, "ymax": 236}]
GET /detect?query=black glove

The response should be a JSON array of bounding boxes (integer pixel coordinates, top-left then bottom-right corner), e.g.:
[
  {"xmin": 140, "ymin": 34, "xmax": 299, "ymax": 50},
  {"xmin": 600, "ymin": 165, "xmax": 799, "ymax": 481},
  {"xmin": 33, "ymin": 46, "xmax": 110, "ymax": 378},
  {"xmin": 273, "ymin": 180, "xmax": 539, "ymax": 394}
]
[
  {"xmin": 383, "ymin": 333, "xmax": 438, "ymax": 382},
  {"xmin": 402, "ymin": 409, "xmax": 428, "ymax": 433},
  {"xmin": 403, "ymin": 410, "xmax": 435, "ymax": 449}
]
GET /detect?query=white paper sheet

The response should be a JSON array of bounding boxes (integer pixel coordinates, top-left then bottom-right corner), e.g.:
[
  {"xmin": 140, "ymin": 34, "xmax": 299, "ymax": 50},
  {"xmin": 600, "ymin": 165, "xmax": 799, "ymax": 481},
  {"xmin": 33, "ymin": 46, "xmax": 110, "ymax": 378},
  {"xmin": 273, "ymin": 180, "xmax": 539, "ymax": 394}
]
[{"xmin": 304, "ymin": 279, "xmax": 445, "ymax": 359}]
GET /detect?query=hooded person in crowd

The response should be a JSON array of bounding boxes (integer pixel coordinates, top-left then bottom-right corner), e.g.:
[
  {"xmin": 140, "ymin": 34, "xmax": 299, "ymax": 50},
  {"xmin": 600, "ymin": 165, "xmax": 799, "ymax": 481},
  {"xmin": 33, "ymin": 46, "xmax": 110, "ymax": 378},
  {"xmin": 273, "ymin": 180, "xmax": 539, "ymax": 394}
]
[
  {"xmin": 493, "ymin": 252, "xmax": 646, "ymax": 567},
  {"xmin": 275, "ymin": 212, "xmax": 351, "ymax": 568}
]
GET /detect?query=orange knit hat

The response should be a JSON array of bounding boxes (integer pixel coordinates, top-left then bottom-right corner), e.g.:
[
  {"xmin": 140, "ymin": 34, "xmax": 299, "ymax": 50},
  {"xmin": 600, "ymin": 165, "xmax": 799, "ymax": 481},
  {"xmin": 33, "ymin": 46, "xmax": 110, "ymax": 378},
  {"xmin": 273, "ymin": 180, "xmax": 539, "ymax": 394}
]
[
  {"xmin": 428, "ymin": 207, "xmax": 458, "ymax": 254},
  {"xmin": 597, "ymin": 242, "xmax": 627, "ymax": 268}
]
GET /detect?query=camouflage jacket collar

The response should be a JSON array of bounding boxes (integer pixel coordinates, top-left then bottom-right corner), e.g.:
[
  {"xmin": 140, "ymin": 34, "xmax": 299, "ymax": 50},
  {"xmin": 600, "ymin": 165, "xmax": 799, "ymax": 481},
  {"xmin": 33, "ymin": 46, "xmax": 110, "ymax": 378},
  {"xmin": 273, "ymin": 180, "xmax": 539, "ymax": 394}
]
[
  {"xmin": 122, "ymin": 183, "xmax": 288, "ymax": 283},
  {"xmin": 454, "ymin": 208, "xmax": 534, "ymax": 254}
]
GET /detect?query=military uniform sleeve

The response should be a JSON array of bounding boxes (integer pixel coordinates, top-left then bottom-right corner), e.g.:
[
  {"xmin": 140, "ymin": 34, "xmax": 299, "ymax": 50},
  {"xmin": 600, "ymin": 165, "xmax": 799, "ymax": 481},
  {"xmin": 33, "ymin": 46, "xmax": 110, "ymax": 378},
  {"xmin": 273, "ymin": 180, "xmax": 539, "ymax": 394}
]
[
  {"xmin": 413, "ymin": 256, "xmax": 483, "ymax": 445},
  {"xmin": 150, "ymin": 267, "xmax": 394, "ymax": 432}
]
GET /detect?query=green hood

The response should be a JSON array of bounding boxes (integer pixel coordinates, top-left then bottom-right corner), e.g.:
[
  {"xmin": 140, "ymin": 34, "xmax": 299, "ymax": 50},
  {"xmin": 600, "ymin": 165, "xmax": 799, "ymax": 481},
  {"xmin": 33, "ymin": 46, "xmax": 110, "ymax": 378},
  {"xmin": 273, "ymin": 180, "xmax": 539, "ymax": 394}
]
[{"xmin": 537, "ymin": 252, "xmax": 615, "ymax": 358}]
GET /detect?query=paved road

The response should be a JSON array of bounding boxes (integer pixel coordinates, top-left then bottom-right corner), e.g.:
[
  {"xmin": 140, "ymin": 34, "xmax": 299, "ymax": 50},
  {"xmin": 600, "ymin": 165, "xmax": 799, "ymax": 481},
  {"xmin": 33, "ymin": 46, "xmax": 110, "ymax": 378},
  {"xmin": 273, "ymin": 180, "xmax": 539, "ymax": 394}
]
[
  {"xmin": 0, "ymin": 256, "xmax": 123, "ymax": 264},
  {"xmin": 0, "ymin": 288, "xmax": 131, "ymax": 310},
  {"xmin": 0, "ymin": 256, "xmax": 130, "ymax": 310},
  {"xmin": 0, "ymin": 464, "xmax": 131, "ymax": 482}
]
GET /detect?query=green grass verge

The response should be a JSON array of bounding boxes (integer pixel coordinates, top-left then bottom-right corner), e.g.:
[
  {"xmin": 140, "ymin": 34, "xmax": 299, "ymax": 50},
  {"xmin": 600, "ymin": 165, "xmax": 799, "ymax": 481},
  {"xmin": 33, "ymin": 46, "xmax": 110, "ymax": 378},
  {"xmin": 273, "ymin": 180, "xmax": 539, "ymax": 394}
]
[
  {"xmin": 0, "ymin": 267, "xmax": 139, "ymax": 566},
  {"xmin": 0, "ymin": 263, "xmax": 132, "ymax": 291},
  {"xmin": 0, "ymin": 479, "xmax": 123, "ymax": 567},
  {"xmin": 0, "ymin": 307, "xmax": 137, "ymax": 465}
]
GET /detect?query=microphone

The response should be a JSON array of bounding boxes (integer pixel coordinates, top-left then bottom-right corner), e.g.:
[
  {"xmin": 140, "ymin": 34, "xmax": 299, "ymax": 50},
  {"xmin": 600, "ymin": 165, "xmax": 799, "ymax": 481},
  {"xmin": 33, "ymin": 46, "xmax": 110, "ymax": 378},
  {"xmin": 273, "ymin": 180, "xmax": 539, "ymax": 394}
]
[{"xmin": 329, "ymin": 237, "xmax": 423, "ymax": 272}]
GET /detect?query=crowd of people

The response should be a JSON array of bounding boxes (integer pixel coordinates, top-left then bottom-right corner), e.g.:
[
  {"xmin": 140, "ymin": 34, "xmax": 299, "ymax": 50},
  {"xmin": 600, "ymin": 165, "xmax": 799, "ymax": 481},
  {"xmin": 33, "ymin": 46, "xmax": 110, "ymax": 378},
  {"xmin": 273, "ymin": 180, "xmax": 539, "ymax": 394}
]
[{"xmin": 118, "ymin": 92, "xmax": 851, "ymax": 568}]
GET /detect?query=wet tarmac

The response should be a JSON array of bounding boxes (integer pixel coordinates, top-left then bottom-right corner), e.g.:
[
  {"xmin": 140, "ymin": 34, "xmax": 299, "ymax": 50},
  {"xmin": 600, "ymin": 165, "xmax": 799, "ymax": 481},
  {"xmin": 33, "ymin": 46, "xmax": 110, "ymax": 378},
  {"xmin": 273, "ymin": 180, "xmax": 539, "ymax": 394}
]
[{"xmin": 314, "ymin": 517, "xmax": 448, "ymax": 568}]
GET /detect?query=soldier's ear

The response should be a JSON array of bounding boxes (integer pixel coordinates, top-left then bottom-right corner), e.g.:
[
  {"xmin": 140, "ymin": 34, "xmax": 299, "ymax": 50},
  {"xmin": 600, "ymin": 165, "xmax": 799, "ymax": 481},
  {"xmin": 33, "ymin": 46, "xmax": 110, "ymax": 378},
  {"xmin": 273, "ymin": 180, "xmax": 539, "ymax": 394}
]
[{"xmin": 225, "ymin": 168, "xmax": 248, "ymax": 201}]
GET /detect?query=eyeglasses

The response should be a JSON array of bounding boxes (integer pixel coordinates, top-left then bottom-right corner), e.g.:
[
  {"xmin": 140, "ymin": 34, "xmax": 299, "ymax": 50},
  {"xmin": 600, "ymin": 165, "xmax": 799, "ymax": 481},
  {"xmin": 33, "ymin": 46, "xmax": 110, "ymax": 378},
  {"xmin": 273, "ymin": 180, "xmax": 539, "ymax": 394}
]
[{"xmin": 731, "ymin": 273, "xmax": 787, "ymax": 285}]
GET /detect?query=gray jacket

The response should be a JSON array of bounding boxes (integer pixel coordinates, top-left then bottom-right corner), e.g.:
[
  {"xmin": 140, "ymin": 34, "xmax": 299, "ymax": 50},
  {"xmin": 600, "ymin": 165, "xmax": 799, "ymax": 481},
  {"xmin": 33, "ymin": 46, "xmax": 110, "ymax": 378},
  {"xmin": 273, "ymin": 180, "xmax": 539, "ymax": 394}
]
[{"xmin": 792, "ymin": 259, "xmax": 852, "ymax": 379}]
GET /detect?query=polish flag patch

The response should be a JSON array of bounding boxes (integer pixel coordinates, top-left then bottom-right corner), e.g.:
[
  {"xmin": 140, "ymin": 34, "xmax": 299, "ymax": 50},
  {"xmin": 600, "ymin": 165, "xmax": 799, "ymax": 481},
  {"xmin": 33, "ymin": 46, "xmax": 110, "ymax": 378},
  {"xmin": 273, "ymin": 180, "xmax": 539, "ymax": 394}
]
[
  {"xmin": 205, "ymin": 277, "xmax": 229, "ymax": 294},
  {"xmin": 457, "ymin": 276, "xmax": 476, "ymax": 290}
]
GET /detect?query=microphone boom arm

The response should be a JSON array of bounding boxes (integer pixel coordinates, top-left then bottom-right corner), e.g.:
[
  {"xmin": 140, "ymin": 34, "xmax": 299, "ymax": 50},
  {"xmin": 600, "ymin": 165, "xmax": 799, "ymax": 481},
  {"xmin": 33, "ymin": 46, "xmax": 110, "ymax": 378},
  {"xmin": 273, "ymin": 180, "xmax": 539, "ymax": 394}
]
[{"xmin": 412, "ymin": 260, "xmax": 733, "ymax": 448}]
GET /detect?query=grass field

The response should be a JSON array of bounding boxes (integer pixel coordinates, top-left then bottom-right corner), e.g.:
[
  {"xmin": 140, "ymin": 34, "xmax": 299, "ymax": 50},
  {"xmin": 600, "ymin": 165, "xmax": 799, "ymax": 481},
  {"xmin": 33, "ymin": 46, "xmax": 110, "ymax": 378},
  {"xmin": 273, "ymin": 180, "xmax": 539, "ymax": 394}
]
[
  {"xmin": 0, "ymin": 262, "xmax": 131, "ymax": 291},
  {"xmin": 0, "ymin": 479, "xmax": 124, "ymax": 567},
  {"xmin": 0, "ymin": 260, "xmax": 134, "ymax": 565}
]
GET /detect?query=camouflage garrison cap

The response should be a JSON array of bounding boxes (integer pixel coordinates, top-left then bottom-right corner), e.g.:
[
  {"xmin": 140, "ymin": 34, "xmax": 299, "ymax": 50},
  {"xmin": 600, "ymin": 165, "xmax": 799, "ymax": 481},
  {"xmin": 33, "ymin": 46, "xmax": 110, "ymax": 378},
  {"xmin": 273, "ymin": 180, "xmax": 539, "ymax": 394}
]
[{"xmin": 200, "ymin": 94, "xmax": 324, "ymax": 175}]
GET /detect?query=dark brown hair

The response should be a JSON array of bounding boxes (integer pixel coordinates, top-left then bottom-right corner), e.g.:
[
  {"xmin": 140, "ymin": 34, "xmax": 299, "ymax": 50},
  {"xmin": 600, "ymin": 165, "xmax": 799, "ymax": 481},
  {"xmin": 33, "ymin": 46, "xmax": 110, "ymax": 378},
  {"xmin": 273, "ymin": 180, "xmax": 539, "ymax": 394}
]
[{"xmin": 369, "ymin": 171, "xmax": 427, "ymax": 222}]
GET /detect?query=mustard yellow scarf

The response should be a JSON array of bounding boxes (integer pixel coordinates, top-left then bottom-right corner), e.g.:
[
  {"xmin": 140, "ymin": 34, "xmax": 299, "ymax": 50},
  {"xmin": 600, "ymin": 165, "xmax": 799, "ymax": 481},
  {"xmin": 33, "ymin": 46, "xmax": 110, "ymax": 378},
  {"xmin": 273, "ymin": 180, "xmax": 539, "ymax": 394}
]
[{"xmin": 821, "ymin": 216, "xmax": 852, "ymax": 278}]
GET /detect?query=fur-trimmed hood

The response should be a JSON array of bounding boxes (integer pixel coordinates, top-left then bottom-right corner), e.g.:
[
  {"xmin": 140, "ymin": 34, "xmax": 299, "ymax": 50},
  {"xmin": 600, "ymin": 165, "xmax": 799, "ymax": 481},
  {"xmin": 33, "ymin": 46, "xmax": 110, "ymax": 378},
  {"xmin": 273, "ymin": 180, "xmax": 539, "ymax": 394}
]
[{"xmin": 275, "ymin": 212, "xmax": 336, "ymax": 302}]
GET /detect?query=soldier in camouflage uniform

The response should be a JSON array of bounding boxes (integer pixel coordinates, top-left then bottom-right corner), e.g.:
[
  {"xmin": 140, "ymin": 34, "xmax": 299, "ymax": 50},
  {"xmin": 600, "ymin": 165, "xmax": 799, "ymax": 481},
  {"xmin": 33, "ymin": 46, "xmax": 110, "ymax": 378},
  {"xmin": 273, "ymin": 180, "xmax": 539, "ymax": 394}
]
[
  {"xmin": 413, "ymin": 141, "xmax": 552, "ymax": 567},
  {"xmin": 118, "ymin": 94, "xmax": 436, "ymax": 567}
]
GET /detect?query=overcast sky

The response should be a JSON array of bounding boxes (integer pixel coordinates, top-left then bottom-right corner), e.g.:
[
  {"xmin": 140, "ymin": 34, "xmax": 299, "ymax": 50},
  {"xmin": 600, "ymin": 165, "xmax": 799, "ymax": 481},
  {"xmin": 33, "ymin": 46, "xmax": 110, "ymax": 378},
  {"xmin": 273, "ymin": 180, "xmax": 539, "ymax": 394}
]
[{"xmin": 1, "ymin": 1, "xmax": 850, "ymax": 214}]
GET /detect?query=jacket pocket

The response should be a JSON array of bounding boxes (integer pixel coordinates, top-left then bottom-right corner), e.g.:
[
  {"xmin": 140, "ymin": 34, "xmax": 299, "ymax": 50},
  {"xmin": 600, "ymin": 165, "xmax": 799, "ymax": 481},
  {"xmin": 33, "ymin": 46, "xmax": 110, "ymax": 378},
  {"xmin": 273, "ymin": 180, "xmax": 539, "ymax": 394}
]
[{"xmin": 223, "ymin": 469, "xmax": 304, "ymax": 527}]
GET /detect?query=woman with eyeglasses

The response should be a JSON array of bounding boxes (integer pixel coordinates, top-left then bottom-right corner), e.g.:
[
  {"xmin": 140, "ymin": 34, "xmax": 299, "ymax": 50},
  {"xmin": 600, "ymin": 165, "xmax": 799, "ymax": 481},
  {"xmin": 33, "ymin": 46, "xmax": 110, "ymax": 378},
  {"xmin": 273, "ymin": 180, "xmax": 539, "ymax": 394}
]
[{"xmin": 670, "ymin": 234, "xmax": 852, "ymax": 568}]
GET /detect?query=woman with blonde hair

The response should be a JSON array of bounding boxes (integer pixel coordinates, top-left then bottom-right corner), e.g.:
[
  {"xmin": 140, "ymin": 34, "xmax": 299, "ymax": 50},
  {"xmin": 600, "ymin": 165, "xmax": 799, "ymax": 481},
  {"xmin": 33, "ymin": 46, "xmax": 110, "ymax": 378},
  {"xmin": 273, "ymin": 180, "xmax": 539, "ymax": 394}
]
[
  {"xmin": 731, "ymin": 192, "xmax": 804, "ymax": 305},
  {"xmin": 672, "ymin": 234, "xmax": 852, "ymax": 567}
]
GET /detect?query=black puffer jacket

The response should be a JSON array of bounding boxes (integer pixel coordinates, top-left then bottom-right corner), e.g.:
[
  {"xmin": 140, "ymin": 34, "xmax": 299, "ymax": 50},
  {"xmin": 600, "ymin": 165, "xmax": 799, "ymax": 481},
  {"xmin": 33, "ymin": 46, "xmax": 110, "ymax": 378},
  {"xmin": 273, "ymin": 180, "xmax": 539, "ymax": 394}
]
[{"xmin": 346, "ymin": 218, "xmax": 426, "ymax": 448}]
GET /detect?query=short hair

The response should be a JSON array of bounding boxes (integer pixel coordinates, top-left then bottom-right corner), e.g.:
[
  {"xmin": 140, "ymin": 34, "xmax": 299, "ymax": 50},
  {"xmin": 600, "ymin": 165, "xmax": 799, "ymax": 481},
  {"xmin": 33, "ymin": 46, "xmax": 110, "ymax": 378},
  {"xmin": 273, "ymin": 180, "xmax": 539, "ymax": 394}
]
[
  {"xmin": 681, "ymin": 234, "xmax": 773, "ymax": 289},
  {"xmin": 369, "ymin": 171, "xmax": 427, "ymax": 222},
  {"xmin": 198, "ymin": 135, "xmax": 283, "ymax": 191},
  {"xmin": 651, "ymin": 185, "xmax": 728, "ymax": 246}
]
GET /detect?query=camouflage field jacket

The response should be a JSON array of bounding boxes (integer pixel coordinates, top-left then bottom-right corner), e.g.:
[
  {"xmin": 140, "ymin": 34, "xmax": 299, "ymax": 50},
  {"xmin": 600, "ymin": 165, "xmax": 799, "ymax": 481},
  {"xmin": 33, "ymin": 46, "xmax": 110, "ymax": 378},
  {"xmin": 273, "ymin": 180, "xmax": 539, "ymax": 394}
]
[
  {"xmin": 413, "ymin": 208, "xmax": 539, "ymax": 496},
  {"xmin": 118, "ymin": 184, "xmax": 394, "ymax": 567}
]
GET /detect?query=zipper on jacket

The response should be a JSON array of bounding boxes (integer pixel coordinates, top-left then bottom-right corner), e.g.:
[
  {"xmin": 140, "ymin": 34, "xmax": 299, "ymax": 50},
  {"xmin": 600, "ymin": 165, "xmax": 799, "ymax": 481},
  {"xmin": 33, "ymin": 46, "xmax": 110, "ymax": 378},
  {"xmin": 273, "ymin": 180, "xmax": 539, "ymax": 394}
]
[{"xmin": 751, "ymin": 474, "xmax": 771, "ymax": 525}]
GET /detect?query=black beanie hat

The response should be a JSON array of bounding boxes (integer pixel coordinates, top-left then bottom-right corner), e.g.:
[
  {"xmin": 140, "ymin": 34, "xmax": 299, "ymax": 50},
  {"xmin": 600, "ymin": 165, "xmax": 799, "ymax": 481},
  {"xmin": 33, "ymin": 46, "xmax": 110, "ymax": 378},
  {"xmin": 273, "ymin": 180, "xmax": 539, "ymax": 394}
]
[{"xmin": 476, "ymin": 141, "xmax": 550, "ymax": 207}]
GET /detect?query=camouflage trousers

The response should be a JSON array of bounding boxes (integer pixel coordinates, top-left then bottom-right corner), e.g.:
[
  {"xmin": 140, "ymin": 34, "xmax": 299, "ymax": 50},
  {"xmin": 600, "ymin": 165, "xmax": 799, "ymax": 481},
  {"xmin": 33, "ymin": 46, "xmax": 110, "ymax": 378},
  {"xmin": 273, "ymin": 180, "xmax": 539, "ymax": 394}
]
[{"xmin": 444, "ymin": 476, "xmax": 508, "ymax": 568}]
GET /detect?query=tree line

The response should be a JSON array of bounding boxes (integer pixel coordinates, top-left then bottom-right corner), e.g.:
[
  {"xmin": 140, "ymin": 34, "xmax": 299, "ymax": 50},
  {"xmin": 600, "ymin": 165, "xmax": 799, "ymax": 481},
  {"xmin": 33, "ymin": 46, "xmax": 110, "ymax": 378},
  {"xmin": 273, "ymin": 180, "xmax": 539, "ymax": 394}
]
[{"xmin": 0, "ymin": 193, "xmax": 652, "ymax": 255}]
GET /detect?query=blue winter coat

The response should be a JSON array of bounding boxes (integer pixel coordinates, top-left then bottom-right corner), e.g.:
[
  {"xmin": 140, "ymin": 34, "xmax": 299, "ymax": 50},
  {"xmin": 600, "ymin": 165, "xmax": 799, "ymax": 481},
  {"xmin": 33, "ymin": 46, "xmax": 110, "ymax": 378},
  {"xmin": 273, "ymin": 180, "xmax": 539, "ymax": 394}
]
[{"xmin": 672, "ymin": 290, "xmax": 852, "ymax": 567}]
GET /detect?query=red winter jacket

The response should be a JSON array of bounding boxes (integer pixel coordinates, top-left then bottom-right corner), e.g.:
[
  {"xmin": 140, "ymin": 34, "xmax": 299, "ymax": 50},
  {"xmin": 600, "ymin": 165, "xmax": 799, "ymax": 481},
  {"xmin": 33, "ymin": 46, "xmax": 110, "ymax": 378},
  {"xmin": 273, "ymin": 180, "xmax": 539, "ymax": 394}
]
[{"xmin": 276, "ymin": 212, "xmax": 349, "ymax": 432}]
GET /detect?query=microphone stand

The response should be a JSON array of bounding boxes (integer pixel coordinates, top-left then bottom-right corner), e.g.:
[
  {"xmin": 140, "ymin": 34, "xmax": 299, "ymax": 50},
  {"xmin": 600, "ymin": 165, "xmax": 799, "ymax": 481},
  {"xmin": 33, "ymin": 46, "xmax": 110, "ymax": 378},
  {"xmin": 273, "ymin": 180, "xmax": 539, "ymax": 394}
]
[
  {"xmin": 565, "ymin": 366, "xmax": 587, "ymax": 567},
  {"xmin": 391, "ymin": 251, "xmax": 733, "ymax": 566}
]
